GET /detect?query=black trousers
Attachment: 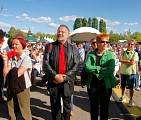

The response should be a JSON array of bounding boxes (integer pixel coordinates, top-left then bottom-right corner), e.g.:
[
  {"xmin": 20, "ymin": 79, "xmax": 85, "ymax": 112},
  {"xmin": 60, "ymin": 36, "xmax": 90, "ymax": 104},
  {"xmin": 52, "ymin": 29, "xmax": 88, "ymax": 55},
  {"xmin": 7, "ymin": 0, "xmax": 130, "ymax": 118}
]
[
  {"xmin": 0, "ymin": 77, "xmax": 4, "ymax": 98},
  {"xmin": 88, "ymin": 82, "xmax": 112, "ymax": 120},
  {"xmin": 50, "ymin": 92, "xmax": 71, "ymax": 120}
]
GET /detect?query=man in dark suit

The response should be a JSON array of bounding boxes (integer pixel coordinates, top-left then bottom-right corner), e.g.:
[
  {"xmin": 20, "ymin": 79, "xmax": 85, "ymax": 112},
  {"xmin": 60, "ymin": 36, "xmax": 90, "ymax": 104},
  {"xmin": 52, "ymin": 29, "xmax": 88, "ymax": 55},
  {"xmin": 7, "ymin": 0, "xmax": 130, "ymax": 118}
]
[
  {"xmin": 0, "ymin": 29, "xmax": 6, "ymax": 103},
  {"xmin": 43, "ymin": 25, "xmax": 79, "ymax": 120}
]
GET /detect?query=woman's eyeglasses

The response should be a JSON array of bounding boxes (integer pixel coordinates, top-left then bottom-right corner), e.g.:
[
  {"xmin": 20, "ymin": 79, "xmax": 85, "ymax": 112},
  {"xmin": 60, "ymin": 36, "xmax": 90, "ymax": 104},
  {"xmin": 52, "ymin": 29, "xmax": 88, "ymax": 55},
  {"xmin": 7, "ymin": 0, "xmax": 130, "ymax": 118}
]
[{"xmin": 99, "ymin": 41, "xmax": 109, "ymax": 44}]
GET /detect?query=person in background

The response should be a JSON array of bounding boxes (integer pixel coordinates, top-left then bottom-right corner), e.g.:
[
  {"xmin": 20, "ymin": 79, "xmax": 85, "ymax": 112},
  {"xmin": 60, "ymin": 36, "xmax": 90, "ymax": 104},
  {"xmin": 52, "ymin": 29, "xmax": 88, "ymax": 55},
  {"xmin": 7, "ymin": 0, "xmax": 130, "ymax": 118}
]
[
  {"xmin": 85, "ymin": 33, "xmax": 117, "ymax": 120},
  {"xmin": 135, "ymin": 61, "xmax": 141, "ymax": 90},
  {"xmin": 2, "ymin": 37, "xmax": 32, "ymax": 120},
  {"xmin": 0, "ymin": 29, "xmax": 7, "ymax": 103},
  {"xmin": 77, "ymin": 43, "xmax": 85, "ymax": 63},
  {"xmin": 7, "ymin": 37, "xmax": 16, "ymax": 60},
  {"xmin": 43, "ymin": 25, "xmax": 79, "ymax": 120},
  {"xmin": 83, "ymin": 41, "xmax": 90, "ymax": 56},
  {"xmin": 30, "ymin": 47, "xmax": 41, "ymax": 84},
  {"xmin": 134, "ymin": 44, "xmax": 141, "ymax": 90},
  {"xmin": 87, "ymin": 38, "xmax": 97, "ymax": 54},
  {"xmin": 38, "ymin": 48, "xmax": 45, "ymax": 77},
  {"xmin": 118, "ymin": 40, "xmax": 138, "ymax": 107},
  {"xmin": 81, "ymin": 38, "xmax": 97, "ymax": 88}
]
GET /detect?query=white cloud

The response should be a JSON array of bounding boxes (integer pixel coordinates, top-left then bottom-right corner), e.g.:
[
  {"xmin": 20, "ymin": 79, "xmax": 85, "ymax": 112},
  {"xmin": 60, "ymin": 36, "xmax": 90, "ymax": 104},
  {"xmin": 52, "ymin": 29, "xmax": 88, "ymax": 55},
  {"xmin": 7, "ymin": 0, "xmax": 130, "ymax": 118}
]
[
  {"xmin": 107, "ymin": 21, "xmax": 120, "ymax": 26},
  {"xmin": 16, "ymin": 13, "xmax": 53, "ymax": 23},
  {"xmin": 96, "ymin": 17, "xmax": 120, "ymax": 26},
  {"xmin": 48, "ymin": 23, "xmax": 59, "ymax": 28},
  {"xmin": 20, "ymin": 29, "xmax": 28, "ymax": 33},
  {"xmin": 96, "ymin": 17, "xmax": 104, "ymax": 21},
  {"xmin": 22, "ymin": 13, "xmax": 28, "ymax": 17},
  {"xmin": 0, "ymin": 13, "xmax": 13, "ymax": 17},
  {"xmin": 124, "ymin": 22, "xmax": 138, "ymax": 26},
  {"xmin": 0, "ymin": 22, "xmax": 13, "ymax": 28},
  {"xmin": 106, "ymin": 26, "xmax": 117, "ymax": 32},
  {"xmin": 59, "ymin": 15, "xmax": 78, "ymax": 22}
]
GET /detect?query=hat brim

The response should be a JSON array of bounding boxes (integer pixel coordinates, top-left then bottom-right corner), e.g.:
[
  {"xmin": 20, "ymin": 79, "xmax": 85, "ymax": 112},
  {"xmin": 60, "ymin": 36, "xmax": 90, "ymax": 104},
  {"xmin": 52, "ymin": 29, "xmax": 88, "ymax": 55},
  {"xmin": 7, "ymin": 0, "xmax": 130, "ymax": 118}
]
[{"xmin": 0, "ymin": 32, "xmax": 6, "ymax": 38}]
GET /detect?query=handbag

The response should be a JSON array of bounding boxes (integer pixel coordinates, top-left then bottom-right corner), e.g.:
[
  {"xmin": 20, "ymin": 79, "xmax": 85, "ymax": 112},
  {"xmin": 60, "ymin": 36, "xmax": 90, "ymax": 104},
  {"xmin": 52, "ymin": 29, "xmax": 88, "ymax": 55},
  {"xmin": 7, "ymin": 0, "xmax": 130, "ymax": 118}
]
[
  {"xmin": 6, "ymin": 67, "xmax": 26, "ymax": 94},
  {"xmin": 81, "ymin": 67, "xmax": 89, "ymax": 85},
  {"xmin": 6, "ymin": 56, "xmax": 28, "ymax": 94}
]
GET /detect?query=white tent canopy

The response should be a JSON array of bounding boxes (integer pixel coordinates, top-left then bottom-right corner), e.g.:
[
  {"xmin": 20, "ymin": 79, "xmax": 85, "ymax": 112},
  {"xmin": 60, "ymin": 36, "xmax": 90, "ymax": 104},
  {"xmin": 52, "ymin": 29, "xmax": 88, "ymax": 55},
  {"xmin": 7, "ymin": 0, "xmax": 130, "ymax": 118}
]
[
  {"xmin": 69, "ymin": 27, "xmax": 100, "ymax": 42},
  {"xmin": 45, "ymin": 37, "xmax": 54, "ymax": 43}
]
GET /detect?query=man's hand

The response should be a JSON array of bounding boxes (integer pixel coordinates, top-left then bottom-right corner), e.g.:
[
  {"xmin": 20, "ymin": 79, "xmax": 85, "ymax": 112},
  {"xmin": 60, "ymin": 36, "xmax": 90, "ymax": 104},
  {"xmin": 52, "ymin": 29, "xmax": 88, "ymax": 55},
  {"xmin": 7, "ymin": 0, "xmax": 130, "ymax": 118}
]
[{"xmin": 53, "ymin": 74, "xmax": 66, "ymax": 84}]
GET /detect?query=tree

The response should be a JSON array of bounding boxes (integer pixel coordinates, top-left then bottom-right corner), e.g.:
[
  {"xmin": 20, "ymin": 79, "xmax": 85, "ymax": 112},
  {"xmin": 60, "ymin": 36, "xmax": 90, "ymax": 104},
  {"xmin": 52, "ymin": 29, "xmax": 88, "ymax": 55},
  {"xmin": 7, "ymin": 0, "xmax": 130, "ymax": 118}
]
[
  {"xmin": 73, "ymin": 18, "xmax": 83, "ymax": 30},
  {"xmin": 82, "ymin": 18, "xmax": 88, "ymax": 27},
  {"xmin": 132, "ymin": 32, "xmax": 141, "ymax": 42},
  {"xmin": 8, "ymin": 27, "xmax": 18, "ymax": 38},
  {"xmin": 99, "ymin": 19, "xmax": 106, "ymax": 33},
  {"xmin": 33, "ymin": 32, "xmax": 44, "ymax": 39},
  {"xmin": 92, "ymin": 18, "xmax": 98, "ymax": 30},
  {"xmin": 8, "ymin": 27, "xmax": 27, "ymax": 38},
  {"xmin": 88, "ymin": 18, "xmax": 92, "ymax": 27}
]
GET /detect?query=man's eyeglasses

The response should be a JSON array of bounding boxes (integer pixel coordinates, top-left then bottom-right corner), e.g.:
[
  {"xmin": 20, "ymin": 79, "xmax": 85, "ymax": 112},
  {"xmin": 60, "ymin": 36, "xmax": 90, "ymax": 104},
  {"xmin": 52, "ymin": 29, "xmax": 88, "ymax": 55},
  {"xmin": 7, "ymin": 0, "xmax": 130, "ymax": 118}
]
[
  {"xmin": 99, "ymin": 41, "xmax": 109, "ymax": 44},
  {"xmin": 128, "ymin": 43, "xmax": 134, "ymax": 46}
]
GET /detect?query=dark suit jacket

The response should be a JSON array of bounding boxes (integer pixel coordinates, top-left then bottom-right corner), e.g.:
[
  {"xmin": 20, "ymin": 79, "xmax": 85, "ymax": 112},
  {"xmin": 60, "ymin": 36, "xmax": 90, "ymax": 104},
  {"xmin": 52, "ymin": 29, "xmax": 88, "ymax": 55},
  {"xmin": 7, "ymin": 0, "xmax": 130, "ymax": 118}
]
[{"xmin": 43, "ymin": 41, "xmax": 79, "ymax": 97}]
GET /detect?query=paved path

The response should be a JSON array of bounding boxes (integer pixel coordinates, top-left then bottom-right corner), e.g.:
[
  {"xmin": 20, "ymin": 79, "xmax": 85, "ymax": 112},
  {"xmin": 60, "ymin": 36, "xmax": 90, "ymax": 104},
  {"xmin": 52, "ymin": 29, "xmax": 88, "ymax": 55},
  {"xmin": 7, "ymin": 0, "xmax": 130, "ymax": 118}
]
[
  {"xmin": 0, "ymin": 81, "xmax": 125, "ymax": 120},
  {"xmin": 113, "ymin": 88, "xmax": 141, "ymax": 120}
]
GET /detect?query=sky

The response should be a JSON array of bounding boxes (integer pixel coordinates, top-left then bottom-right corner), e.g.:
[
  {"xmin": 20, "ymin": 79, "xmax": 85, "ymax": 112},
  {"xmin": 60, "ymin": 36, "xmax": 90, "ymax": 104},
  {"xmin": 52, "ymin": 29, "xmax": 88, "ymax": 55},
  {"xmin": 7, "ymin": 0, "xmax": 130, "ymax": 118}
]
[{"xmin": 0, "ymin": 0, "xmax": 141, "ymax": 35}]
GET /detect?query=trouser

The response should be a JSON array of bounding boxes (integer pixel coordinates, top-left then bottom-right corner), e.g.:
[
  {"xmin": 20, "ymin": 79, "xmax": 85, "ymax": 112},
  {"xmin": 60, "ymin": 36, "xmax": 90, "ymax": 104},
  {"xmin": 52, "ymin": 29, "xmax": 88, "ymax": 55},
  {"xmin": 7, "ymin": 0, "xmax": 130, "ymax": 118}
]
[
  {"xmin": 50, "ymin": 93, "xmax": 71, "ymax": 120},
  {"xmin": 7, "ymin": 88, "xmax": 32, "ymax": 120},
  {"xmin": 70, "ymin": 95, "xmax": 73, "ymax": 111},
  {"xmin": 88, "ymin": 84, "xmax": 112, "ymax": 120},
  {"xmin": 0, "ymin": 77, "xmax": 4, "ymax": 98}
]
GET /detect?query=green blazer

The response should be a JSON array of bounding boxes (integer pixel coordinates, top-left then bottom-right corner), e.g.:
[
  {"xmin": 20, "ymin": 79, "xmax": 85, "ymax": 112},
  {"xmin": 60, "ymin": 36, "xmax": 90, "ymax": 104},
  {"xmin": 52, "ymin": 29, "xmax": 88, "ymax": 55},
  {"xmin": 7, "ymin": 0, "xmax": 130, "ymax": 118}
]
[{"xmin": 85, "ymin": 49, "xmax": 118, "ymax": 89}]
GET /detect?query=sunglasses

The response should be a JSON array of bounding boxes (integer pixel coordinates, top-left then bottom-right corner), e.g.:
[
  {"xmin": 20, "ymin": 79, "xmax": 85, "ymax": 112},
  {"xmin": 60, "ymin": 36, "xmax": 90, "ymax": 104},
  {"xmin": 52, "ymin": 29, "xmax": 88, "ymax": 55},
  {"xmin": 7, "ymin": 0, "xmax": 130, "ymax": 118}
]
[
  {"xmin": 128, "ymin": 43, "xmax": 134, "ymax": 46},
  {"xmin": 92, "ymin": 42, "xmax": 96, "ymax": 44},
  {"xmin": 99, "ymin": 41, "xmax": 109, "ymax": 44}
]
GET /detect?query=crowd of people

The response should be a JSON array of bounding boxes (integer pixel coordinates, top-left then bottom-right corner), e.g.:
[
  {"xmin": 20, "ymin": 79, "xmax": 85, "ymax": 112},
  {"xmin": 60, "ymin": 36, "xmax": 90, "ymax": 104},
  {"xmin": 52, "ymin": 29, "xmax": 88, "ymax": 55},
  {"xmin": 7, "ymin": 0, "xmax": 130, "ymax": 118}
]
[{"xmin": 0, "ymin": 25, "xmax": 141, "ymax": 120}]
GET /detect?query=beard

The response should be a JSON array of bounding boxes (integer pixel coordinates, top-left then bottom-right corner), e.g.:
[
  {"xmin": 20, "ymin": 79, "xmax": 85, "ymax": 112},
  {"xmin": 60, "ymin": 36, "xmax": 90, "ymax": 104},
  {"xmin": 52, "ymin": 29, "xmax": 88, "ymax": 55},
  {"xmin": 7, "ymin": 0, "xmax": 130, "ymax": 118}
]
[
  {"xmin": 58, "ymin": 36, "xmax": 68, "ymax": 40},
  {"xmin": 58, "ymin": 36, "xmax": 68, "ymax": 43}
]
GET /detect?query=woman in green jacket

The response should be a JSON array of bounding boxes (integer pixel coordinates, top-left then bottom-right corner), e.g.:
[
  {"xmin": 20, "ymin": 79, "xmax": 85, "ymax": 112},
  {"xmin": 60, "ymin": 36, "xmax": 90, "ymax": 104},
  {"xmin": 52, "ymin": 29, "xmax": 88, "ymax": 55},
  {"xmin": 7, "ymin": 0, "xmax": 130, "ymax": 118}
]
[{"xmin": 85, "ymin": 33, "xmax": 117, "ymax": 120}]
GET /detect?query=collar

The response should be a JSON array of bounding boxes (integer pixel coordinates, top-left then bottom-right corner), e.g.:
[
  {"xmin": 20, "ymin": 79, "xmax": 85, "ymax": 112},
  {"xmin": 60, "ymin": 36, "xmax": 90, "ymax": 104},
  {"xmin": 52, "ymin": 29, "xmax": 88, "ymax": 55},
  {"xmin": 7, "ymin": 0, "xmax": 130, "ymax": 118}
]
[
  {"xmin": 94, "ymin": 48, "xmax": 107, "ymax": 56},
  {"xmin": 126, "ymin": 50, "xmax": 134, "ymax": 53},
  {"xmin": 56, "ymin": 40, "xmax": 68, "ymax": 47},
  {"xmin": 13, "ymin": 51, "xmax": 27, "ymax": 61}
]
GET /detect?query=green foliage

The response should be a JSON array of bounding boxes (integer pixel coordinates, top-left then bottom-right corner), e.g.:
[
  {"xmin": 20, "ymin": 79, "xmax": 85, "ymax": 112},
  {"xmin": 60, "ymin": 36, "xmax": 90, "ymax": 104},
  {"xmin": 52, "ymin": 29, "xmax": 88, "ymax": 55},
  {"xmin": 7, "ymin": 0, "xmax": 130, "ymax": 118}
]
[
  {"xmin": 132, "ymin": 32, "xmax": 141, "ymax": 42},
  {"xmin": 7, "ymin": 27, "xmax": 56, "ymax": 41},
  {"xmin": 109, "ymin": 33, "xmax": 121, "ymax": 42},
  {"xmin": 92, "ymin": 18, "xmax": 98, "ymax": 30},
  {"xmin": 82, "ymin": 18, "xmax": 88, "ymax": 27},
  {"xmin": 99, "ymin": 19, "xmax": 106, "ymax": 33},
  {"xmin": 88, "ymin": 18, "xmax": 92, "ymax": 27},
  {"xmin": 8, "ymin": 27, "xmax": 18, "ymax": 38},
  {"xmin": 8, "ymin": 27, "xmax": 27, "ymax": 38},
  {"xmin": 73, "ymin": 18, "xmax": 83, "ymax": 30}
]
